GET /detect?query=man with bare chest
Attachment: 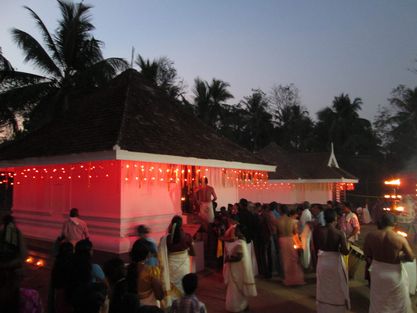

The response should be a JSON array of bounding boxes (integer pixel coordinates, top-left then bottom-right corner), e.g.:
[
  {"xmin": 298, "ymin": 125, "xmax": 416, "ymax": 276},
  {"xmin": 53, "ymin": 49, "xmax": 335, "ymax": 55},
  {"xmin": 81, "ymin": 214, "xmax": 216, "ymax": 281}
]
[
  {"xmin": 313, "ymin": 209, "xmax": 350, "ymax": 313},
  {"xmin": 276, "ymin": 207, "xmax": 305, "ymax": 286},
  {"xmin": 196, "ymin": 177, "xmax": 217, "ymax": 224},
  {"xmin": 364, "ymin": 213, "xmax": 415, "ymax": 313}
]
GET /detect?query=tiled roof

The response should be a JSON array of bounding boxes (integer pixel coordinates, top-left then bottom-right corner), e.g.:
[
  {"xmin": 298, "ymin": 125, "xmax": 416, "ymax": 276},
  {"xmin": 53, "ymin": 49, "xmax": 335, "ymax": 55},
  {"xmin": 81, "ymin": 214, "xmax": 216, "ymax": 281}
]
[
  {"xmin": 0, "ymin": 69, "xmax": 271, "ymax": 167},
  {"xmin": 257, "ymin": 143, "xmax": 357, "ymax": 180}
]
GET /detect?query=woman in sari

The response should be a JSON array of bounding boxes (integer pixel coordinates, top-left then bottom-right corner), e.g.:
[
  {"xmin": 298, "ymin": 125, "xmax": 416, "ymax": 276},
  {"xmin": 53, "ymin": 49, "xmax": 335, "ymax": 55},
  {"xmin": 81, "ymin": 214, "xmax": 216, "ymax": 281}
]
[
  {"xmin": 159, "ymin": 215, "xmax": 195, "ymax": 307},
  {"xmin": 128, "ymin": 239, "xmax": 164, "ymax": 307}
]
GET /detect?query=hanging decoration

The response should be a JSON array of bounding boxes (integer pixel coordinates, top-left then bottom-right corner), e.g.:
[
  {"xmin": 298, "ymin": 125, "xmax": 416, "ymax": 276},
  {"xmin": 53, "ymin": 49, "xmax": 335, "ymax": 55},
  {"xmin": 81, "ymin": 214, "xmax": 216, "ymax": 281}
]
[{"xmin": 0, "ymin": 160, "xmax": 269, "ymax": 189}]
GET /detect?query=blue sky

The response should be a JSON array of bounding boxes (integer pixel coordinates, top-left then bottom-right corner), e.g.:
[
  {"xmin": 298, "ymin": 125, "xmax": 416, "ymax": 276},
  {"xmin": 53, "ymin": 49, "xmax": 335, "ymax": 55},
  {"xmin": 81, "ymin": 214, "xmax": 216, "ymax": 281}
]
[{"xmin": 1, "ymin": 0, "xmax": 417, "ymax": 121}]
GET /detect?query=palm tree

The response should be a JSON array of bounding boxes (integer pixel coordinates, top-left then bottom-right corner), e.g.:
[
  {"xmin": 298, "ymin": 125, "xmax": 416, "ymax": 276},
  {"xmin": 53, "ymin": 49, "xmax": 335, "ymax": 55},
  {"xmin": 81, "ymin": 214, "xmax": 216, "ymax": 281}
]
[
  {"xmin": 208, "ymin": 79, "xmax": 233, "ymax": 127},
  {"xmin": 192, "ymin": 78, "xmax": 233, "ymax": 129},
  {"xmin": 193, "ymin": 78, "xmax": 211, "ymax": 125},
  {"xmin": 135, "ymin": 54, "xmax": 159, "ymax": 84},
  {"xmin": 135, "ymin": 54, "xmax": 184, "ymax": 98},
  {"xmin": 275, "ymin": 104, "xmax": 314, "ymax": 151},
  {"xmin": 240, "ymin": 89, "xmax": 273, "ymax": 151},
  {"xmin": 0, "ymin": 50, "xmax": 20, "ymax": 135},
  {"xmin": 0, "ymin": 1, "xmax": 127, "ymax": 135},
  {"xmin": 315, "ymin": 93, "xmax": 378, "ymax": 155},
  {"xmin": 378, "ymin": 85, "xmax": 417, "ymax": 167}
]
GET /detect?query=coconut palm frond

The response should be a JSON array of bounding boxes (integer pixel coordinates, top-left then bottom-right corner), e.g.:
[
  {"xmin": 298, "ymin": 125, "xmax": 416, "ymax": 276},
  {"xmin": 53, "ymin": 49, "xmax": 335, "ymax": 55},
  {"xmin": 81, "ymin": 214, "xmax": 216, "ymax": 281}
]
[
  {"xmin": 0, "ymin": 81, "xmax": 54, "ymax": 110},
  {"xmin": 11, "ymin": 28, "xmax": 62, "ymax": 78},
  {"xmin": 24, "ymin": 6, "xmax": 63, "ymax": 67},
  {"xmin": 73, "ymin": 57, "xmax": 128, "ymax": 88},
  {"xmin": 0, "ymin": 70, "xmax": 48, "ymax": 90}
]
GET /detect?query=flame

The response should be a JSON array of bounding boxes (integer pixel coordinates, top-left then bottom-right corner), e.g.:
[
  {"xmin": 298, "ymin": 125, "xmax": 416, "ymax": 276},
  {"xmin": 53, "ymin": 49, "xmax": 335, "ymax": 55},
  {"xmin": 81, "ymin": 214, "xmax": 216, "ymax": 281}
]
[
  {"xmin": 395, "ymin": 206, "xmax": 405, "ymax": 212},
  {"xmin": 384, "ymin": 179, "xmax": 400, "ymax": 186},
  {"xmin": 25, "ymin": 256, "xmax": 34, "ymax": 264},
  {"xmin": 35, "ymin": 259, "xmax": 45, "ymax": 267}
]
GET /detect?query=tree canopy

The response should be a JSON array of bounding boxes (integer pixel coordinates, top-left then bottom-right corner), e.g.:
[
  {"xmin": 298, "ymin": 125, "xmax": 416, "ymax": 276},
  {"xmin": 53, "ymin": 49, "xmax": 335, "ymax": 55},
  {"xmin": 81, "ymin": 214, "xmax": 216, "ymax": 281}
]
[{"xmin": 0, "ymin": 0, "xmax": 127, "ymax": 136}]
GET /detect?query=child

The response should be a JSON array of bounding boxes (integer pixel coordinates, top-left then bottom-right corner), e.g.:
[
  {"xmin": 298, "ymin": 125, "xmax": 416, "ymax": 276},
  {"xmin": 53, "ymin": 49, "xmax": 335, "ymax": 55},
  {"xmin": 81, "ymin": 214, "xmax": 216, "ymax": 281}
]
[{"xmin": 169, "ymin": 273, "xmax": 207, "ymax": 313}]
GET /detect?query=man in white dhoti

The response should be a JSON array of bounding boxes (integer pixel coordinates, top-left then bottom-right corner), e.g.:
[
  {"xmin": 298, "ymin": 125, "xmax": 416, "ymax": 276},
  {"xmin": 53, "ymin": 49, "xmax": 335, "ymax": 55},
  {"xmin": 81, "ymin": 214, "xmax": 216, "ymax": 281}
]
[
  {"xmin": 223, "ymin": 224, "xmax": 257, "ymax": 312},
  {"xmin": 313, "ymin": 209, "xmax": 350, "ymax": 313},
  {"xmin": 340, "ymin": 202, "xmax": 360, "ymax": 278},
  {"xmin": 364, "ymin": 212, "xmax": 415, "ymax": 313},
  {"xmin": 196, "ymin": 177, "xmax": 217, "ymax": 224}
]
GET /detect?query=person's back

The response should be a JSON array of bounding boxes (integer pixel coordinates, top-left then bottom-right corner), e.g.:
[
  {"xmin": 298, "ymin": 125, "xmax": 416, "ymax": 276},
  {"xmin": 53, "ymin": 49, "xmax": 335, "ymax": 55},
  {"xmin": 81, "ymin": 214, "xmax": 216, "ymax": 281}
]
[
  {"xmin": 364, "ymin": 213, "xmax": 415, "ymax": 313},
  {"xmin": 276, "ymin": 215, "xmax": 294, "ymax": 237},
  {"xmin": 62, "ymin": 208, "xmax": 89, "ymax": 245},
  {"xmin": 313, "ymin": 225, "xmax": 349, "ymax": 254},
  {"xmin": 364, "ymin": 230, "xmax": 409, "ymax": 264}
]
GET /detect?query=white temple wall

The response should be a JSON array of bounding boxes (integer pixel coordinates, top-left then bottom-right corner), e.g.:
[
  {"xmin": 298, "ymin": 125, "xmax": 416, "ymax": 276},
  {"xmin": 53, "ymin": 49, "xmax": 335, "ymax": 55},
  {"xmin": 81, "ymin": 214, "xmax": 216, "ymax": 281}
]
[{"xmin": 238, "ymin": 183, "xmax": 332, "ymax": 204}]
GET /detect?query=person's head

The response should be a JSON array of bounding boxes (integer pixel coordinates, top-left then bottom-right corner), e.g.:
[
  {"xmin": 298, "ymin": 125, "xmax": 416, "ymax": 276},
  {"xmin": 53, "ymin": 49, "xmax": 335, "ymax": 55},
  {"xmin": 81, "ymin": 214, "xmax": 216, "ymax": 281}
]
[
  {"xmin": 70, "ymin": 208, "xmax": 79, "ymax": 218},
  {"xmin": 75, "ymin": 238, "xmax": 93, "ymax": 255},
  {"xmin": 103, "ymin": 257, "xmax": 126, "ymax": 286},
  {"xmin": 269, "ymin": 201, "xmax": 278, "ymax": 212},
  {"xmin": 324, "ymin": 209, "xmax": 337, "ymax": 225},
  {"xmin": 169, "ymin": 215, "xmax": 183, "ymax": 230},
  {"xmin": 326, "ymin": 200, "xmax": 333, "ymax": 209},
  {"xmin": 137, "ymin": 225, "xmax": 150, "ymax": 237},
  {"xmin": 182, "ymin": 273, "xmax": 198, "ymax": 295},
  {"xmin": 335, "ymin": 206, "xmax": 343, "ymax": 217},
  {"xmin": 378, "ymin": 212, "xmax": 396, "ymax": 229},
  {"xmin": 289, "ymin": 208, "xmax": 298, "ymax": 218},
  {"xmin": 302, "ymin": 201, "xmax": 310, "ymax": 210},
  {"xmin": 239, "ymin": 198, "xmax": 248, "ymax": 210},
  {"xmin": 204, "ymin": 177, "xmax": 208, "ymax": 185},
  {"xmin": 58, "ymin": 241, "xmax": 74, "ymax": 258},
  {"xmin": 342, "ymin": 202, "xmax": 351, "ymax": 214},
  {"xmin": 129, "ymin": 239, "xmax": 150, "ymax": 263},
  {"xmin": 168, "ymin": 215, "xmax": 183, "ymax": 244},
  {"xmin": 280, "ymin": 204, "xmax": 289, "ymax": 216},
  {"xmin": 311, "ymin": 204, "xmax": 322, "ymax": 216}
]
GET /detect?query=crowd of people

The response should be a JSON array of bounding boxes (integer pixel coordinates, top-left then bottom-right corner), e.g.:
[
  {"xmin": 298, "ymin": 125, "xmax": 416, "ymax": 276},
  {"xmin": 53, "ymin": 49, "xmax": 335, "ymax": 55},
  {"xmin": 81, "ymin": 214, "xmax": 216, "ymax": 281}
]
[{"xmin": 0, "ymin": 195, "xmax": 415, "ymax": 313}]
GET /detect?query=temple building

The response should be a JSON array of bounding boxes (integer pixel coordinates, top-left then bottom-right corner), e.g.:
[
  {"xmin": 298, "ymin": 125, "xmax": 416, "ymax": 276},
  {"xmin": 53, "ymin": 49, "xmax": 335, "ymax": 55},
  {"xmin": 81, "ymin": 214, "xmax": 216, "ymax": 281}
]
[
  {"xmin": 239, "ymin": 143, "xmax": 358, "ymax": 204},
  {"xmin": 0, "ymin": 69, "xmax": 275, "ymax": 255}
]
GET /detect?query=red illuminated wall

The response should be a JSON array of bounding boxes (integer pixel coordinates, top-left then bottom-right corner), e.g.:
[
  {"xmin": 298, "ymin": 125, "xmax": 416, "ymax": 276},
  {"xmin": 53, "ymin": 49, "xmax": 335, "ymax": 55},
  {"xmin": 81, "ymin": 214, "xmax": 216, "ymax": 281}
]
[{"xmin": 2, "ymin": 159, "xmax": 249, "ymax": 253}]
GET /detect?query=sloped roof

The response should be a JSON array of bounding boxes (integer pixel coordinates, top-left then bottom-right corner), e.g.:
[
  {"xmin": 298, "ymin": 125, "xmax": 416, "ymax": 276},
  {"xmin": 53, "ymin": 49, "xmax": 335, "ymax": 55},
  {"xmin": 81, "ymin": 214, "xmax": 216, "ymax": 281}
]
[
  {"xmin": 0, "ymin": 69, "xmax": 273, "ymax": 170},
  {"xmin": 258, "ymin": 143, "xmax": 357, "ymax": 181}
]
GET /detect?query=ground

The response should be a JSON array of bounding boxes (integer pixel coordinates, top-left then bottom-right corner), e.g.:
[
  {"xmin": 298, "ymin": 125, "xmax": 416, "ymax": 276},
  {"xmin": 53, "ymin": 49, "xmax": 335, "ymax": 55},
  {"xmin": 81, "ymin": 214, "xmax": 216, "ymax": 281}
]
[{"xmin": 22, "ymin": 223, "xmax": 417, "ymax": 313}]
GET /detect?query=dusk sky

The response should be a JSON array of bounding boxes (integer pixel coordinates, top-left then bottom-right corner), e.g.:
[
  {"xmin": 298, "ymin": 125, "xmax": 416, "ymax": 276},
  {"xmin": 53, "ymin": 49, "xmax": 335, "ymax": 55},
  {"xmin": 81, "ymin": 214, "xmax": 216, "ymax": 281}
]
[{"xmin": 1, "ymin": 0, "xmax": 417, "ymax": 121}]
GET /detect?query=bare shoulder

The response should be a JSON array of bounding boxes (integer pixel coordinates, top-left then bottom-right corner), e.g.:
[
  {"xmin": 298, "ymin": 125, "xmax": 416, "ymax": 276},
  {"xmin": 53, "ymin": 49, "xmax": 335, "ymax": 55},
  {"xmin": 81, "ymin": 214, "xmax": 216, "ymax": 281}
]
[
  {"xmin": 387, "ymin": 231, "xmax": 407, "ymax": 245},
  {"xmin": 364, "ymin": 230, "xmax": 379, "ymax": 242}
]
